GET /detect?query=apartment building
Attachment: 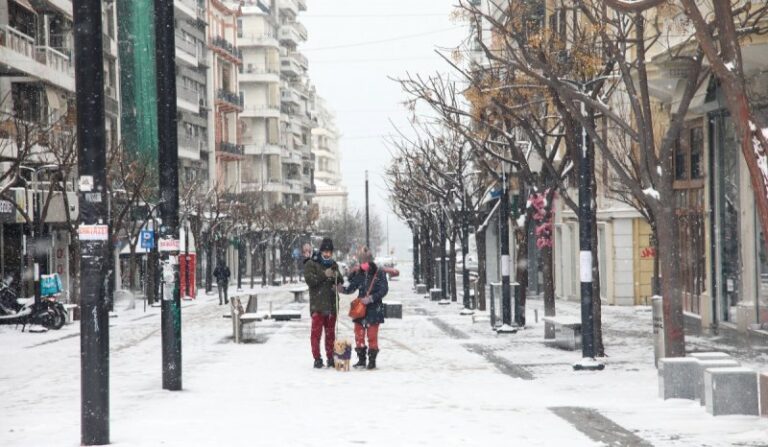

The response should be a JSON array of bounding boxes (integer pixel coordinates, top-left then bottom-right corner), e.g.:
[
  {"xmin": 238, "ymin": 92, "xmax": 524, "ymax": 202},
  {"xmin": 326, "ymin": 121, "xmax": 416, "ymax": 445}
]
[
  {"xmin": 176, "ymin": 0, "xmax": 213, "ymax": 190},
  {"xmin": 311, "ymin": 95, "xmax": 347, "ymax": 218},
  {"xmin": 208, "ymin": 0, "xmax": 243, "ymax": 193},
  {"xmin": 238, "ymin": 0, "xmax": 313, "ymax": 208},
  {"xmin": 0, "ymin": 0, "xmax": 119, "ymax": 298}
]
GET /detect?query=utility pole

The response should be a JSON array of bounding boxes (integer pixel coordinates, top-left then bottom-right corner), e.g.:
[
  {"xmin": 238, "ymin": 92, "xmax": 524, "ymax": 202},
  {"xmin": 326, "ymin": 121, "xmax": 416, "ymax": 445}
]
[
  {"xmin": 154, "ymin": 0, "xmax": 182, "ymax": 389},
  {"xmin": 365, "ymin": 170, "xmax": 370, "ymax": 249},
  {"xmin": 74, "ymin": 0, "xmax": 109, "ymax": 442},
  {"xmin": 439, "ymin": 212, "xmax": 447, "ymax": 301},
  {"xmin": 574, "ymin": 98, "xmax": 603, "ymax": 371}
]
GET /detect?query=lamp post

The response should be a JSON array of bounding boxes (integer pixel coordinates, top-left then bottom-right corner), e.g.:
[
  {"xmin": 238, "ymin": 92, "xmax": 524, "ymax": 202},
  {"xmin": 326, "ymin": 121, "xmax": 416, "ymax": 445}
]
[{"xmin": 498, "ymin": 160, "xmax": 515, "ymax": 332}]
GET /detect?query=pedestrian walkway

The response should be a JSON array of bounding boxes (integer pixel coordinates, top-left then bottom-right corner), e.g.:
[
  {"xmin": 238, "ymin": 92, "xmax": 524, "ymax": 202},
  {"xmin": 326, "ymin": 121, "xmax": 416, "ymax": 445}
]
[{"xmin": 1, "ymin": 275, "xmax": 766, "ymax": 446}]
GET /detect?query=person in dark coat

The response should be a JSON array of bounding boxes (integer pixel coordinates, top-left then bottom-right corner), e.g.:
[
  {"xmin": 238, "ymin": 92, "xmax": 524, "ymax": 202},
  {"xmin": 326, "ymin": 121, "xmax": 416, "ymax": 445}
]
[
  {"xmin": 213, "ymin": 260, "xmax": 231, "ymax": 305},
  {"xmin": 342, "ymin": 249, "xmax": 388, "ymax": 369},
  {"xmin": 304, "ymin": 238, "xmax": 344, "ymax": 368}
]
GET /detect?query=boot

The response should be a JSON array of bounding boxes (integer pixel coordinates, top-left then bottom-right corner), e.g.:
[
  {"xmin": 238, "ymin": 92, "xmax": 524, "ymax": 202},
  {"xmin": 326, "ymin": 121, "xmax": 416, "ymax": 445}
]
[
  {"xmin": 313, "ymin": 358, "xmax": 324, "ymax": 369},
  {"xmin": 367, "ymin": 349, "xmax": 379, "ymax": 370},
  {"xmin": 353, "ymin": 347, "xmax": 367, "ymax": 369},
  {"xmin": 326, "ymin": 357, "xmax": 335, "ymax": 368}
]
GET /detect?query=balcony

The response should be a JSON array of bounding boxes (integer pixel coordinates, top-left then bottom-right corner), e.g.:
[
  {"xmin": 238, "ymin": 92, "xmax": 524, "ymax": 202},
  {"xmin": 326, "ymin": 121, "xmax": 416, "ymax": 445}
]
[
  {"xmin": 280, "ymin": 52, "xmax": 306, "ymax": 77},
  {"xmin": 175, "ymin": 0, "xmax": 197, "ymax": 19},
  {"xmin": 216, "ymin": 141, "xmax": 244, "ymax": 159},
  {"xmin": 243, "ymin": 141, "xmax": 281, "ymax": 156},
  {"xmin": 0, "ymin": 26, "xmax": 75, "ymax": 92},
  {"xmin": 210, "ymin": 36, "xmax": 242, "ymax": 63},
  {"xmin": 240, "ymin": 103, "xmax": 280, "ymax": 118},
  {"xmin": 239, "ymin": 65, "xmax": 279, "ymax": 84},
  {"xmin": 177, "ymin": 85, "xmax": 200, "ymax": 113},
  {"xmin": 178, "ymin": 130, "xmax": 207, "ymax": 160},
  {"xmin": 296, "ymin": 0, "xmax": 306, "ymax": 11},
  {"xmin": 280, "ymin": 87, "xmax": 301, "ymax": 106},
  {"xmin": 175, "ymin": 32, "xmax": 199, "ymax": 66},
  {"xmin": 278, "ymin": 23, "xmax": 306, "ymax": 46},
  {"xmin": 238, "ymin": 32, "xmax": 279, "ymax": 48},
  {"xmin": 278, "ymin": 0, "xmax": 299, "ymax": 16},
  {"xmin": 216, "ymin": 89, "xmax": 243, "ymax": 111}
]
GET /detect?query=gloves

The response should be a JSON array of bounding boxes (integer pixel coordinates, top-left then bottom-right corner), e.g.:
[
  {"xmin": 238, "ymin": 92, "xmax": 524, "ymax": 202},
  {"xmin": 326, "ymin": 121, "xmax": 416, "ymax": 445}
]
[
  {"xmin": 360, "ymin": 296, "xmax": 373, "ymax": 305},
  {"xmin": 324, "ymin": 268, "xmax": 335, "ymax": 278}
]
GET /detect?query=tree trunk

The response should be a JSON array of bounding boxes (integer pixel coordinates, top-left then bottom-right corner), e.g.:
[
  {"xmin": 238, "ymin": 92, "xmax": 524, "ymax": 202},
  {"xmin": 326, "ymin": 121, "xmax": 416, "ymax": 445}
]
[
  {"xmin": 590, "ymin": 145, "xmax": 605, "ymax": 357},
  {"xmin": 657, "ymin": 206, "xmax": 685, "ymax": 357},
  {"xmin": 261, "ymin": 242, "xmax": 267, "ymax": 288},
  {"xmin": 449, "ymin": 238, "xmax": 458, "ymax": 302},
  {"xmin": 461, "ymin": 218, "xmax": 471, "ymax": 309},
  {"xmin": 68, "ymin": 234, "xmax": 80, "ymax": 308},
  {"xmin": 128, "ymin": 244, "xmax": 138, "ymax": 291},
  {"xmin": 476, "ymin": 226, "xmax": 487, "ymax": 311},
  {"xmin": 541, "ymin": 244, "xmax": 556, "ymax": 339},
  {"xmin": 423, "ymin": 224, "xmax": 433, "ymax": 289},
  {"xmin": 205, "ymin": 239, "xmax": 213, "ymax": 293}
]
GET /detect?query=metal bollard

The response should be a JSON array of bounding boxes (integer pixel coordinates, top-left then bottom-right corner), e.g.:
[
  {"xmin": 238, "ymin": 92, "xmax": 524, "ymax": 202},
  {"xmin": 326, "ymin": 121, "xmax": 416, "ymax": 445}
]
[{"xmin": 652, "ymin": 295, "xmax": 664, "ymax": 367}]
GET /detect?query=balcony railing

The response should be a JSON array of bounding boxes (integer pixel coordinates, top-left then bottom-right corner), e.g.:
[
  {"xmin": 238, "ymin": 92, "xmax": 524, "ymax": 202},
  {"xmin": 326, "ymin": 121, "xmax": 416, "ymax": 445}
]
[
  {"xmin": 35, "ymin": 46, "xmax": 73, "ymax": 77},
  {"xmin": 217, "ymin": 141, "xmax": 244, "ymax": 156},
  {"xmin": 238, "ymin": 32, "xmax": 279, "ymax": 47},
  {"xmin": 2, "ymin": 26, "xmax": 35, "ymax": 60},
  {"xmin": 217, "ymin": 89, "xmax": 243, "ymax": 108},
  {"xmin": 211, "ymin": 36, "xmax": 242, "ymax": 61},
  {"xmin": 175, "ymin": 32, "xmax": 198, "ymax": 57},
  {"xmin": 239, "ymin": 65, "xmax": 279, "ymax": 75},
  {"xmin": 1, "ymin": 26, "xmax": 74, "ymax": 78},
  {"xmin": 178, "ymin": 85, "xmax": 199, "ymax": 105},
  {"xmin": 285, "ymin": 51, "xmax": 307, "ymax": 68},
  {"xmin": 178, "ymin": 130, "xmax": 207, "ymax": 152}
]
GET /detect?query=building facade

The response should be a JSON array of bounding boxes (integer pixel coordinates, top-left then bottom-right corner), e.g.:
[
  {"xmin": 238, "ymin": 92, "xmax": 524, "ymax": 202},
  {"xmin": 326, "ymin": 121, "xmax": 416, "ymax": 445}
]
[{"xmin": 311, "ymin": 95, "xmax": 347, "ymax": 218}]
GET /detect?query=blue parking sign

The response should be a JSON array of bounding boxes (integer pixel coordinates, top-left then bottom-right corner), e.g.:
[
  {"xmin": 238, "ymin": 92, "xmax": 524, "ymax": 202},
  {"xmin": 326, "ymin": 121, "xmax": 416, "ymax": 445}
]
[{"xmin": 140, "ymin": 230, "xmax": 155, "ymax": 250}]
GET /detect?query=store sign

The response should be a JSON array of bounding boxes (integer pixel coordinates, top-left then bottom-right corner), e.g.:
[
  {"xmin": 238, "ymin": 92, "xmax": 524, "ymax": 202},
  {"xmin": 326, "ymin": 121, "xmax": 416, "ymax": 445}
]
[
  {"xmin": 79, "ymin": 225, "xmax": 109, "ymax": 241},
  {"xmin": 159, "ymin": 239, "xmax": 180, "ymax": 252}
]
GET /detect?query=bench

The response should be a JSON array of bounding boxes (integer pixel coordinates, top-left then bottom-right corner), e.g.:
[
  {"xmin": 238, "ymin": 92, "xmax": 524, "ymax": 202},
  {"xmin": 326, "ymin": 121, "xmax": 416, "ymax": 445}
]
[
  {"xmin": 289, "ymin": 286, "xmax": 308, "ymax": 303},
  {"xmin": 704, "ymin": 367, "xmax": 759, "ymax": 416},
  {"xmin": 230, "ymin": 297, "xmax": 262, "ymax": 343},
  {"xmin": 429, "ymin": 288, "xmax": 442, "ymax": 301},
  {"xmin": 270, "ymin": 310, "xmax": 301, "ymax": 321},
  {"xmin": 542, "ymin": 316, "xmax": 582, "ymax": 350},
  {"xmin": 62, "ymin": 304, "xmax": 78, "ymax": 324},
  {"xmin": 416, "ymin": 284, "xmax": 427, "ymax": 295},
  {"xmin": 271, "ymin": 278, "xmax": 283, "ymax": 287}
]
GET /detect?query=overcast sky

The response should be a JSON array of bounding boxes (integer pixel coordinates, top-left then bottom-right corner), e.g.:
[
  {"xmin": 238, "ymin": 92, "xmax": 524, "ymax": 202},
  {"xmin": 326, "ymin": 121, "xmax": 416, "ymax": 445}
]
[{"xmin": 303, "ymin": 0, "xmax": 469, "ymax": 261}]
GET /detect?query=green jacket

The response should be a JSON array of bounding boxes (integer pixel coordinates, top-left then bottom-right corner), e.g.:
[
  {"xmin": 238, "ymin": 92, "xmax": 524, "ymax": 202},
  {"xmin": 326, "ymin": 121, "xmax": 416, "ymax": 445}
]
[{"xmin": 304, "ymin": 256, "xmax": 344, "ymax": 315}]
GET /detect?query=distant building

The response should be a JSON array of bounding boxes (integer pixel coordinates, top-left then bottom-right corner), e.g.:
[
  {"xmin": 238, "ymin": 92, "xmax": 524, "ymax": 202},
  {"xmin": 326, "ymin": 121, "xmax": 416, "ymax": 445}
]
[{"xmin": 311, "ymin": 96, "xmax": 347, "ymax": 217}]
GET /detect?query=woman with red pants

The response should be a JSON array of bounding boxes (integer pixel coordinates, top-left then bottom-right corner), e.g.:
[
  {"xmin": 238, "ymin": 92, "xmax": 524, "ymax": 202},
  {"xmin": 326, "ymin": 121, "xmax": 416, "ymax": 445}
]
[{"xmin": 343, "ymin": 251, "xmax": 389, "ymax": 369}]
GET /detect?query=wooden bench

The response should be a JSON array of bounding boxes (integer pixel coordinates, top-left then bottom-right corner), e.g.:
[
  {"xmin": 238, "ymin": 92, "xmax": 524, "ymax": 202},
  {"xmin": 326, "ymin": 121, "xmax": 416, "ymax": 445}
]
[
  {"xmin": 289, "ymin": 286, "xmax": 308, "ymax": 303},
  {"xmin": 230, "ymin": 296, "xmax": 262, "ymax": 343},
  {"xmin": 542, "ymin": 316, "xmax": 582, "ymax": 350}
]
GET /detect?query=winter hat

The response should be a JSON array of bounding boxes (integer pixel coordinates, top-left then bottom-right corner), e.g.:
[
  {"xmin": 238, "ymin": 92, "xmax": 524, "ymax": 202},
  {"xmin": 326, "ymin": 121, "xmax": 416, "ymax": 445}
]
[{"xmin": 319, "ymin": 238, "xmax": 334, "ymax": 252}]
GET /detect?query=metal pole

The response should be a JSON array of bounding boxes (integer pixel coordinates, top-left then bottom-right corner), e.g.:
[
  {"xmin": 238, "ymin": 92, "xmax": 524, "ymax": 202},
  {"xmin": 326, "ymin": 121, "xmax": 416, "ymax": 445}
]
[
  {"xmin": 578, "ymin": 99, "xmax": 597, "ymax": 363},
  {"xmin": 412, "ymin": 225, "xmax": 420, "ymax": 286},
  {"xmin": 462, "ymin": 208, "xmax": 471, "ymax": 310},
  {"xmin": 74, "ymin": 0, "xmax": 109, "ymax": 441},
  {"xmin": 500, "ymin": 172, "xmax": 512, "ymax": 326},
  {"xmin": 154, "ymin": 0, "xmax": 182, "ymax": 390},
  {"xmin": 365, "ymin": 170, "xmax": 370, "ymax": 249}
]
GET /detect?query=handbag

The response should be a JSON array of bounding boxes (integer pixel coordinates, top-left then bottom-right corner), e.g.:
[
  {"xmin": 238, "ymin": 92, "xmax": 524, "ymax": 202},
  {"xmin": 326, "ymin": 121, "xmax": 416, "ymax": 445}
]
[{"xmin": 348, "ymin": 271, "xmax": 378, "ymax": 320}]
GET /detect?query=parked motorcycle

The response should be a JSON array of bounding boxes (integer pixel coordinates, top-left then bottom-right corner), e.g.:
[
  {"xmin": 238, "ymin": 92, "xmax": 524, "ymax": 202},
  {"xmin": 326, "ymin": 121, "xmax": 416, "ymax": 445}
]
[{"xmin": 0, "ymin": 277, "xmax": 65, "ymax": 331}]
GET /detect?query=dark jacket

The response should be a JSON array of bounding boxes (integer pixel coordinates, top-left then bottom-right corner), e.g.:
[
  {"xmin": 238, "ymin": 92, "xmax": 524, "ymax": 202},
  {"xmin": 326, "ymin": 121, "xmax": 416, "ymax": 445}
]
[
  {"xmin": 345, "ymin": 262, "xmax": 388, "ymax": 326},
  {"xmin": 304, "ymin": 253, "xmax": 344, "ymax": 315},
  {"xmin": 213, "ymin": 264, "xmax": 230, "ymax": 284}
]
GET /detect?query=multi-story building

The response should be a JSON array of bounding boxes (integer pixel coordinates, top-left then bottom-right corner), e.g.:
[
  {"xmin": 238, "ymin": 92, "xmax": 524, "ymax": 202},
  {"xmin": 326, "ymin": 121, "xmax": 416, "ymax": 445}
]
[
  {"xmin": 208, "ymin": 0, "xmax": 243, "ymax": 193},
  {"xmin": 311, "ymin": 95, "xmax": 347, "ymax": 217},
  {"xmin": 238, "ymin": 0, "xmax": 313, "ymax": 207},
  {"xmin": 176, "ymin": 0, "xmax": 213, "ymax": 190},
  {"xmin": 0, "ymin": 0, "xmax": 119, "ymax": 298}
]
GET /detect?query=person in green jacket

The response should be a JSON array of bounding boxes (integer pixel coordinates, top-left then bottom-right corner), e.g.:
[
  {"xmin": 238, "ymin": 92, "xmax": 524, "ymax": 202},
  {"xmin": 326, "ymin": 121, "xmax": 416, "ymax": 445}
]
[{"xmin": 304, "ymin": 238, "xmax": 344, "ymax": 368}]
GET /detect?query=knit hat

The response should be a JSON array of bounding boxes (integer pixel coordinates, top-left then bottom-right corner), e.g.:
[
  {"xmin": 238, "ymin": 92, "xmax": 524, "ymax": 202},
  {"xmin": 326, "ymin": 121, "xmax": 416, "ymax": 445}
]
[{"xmin": 319, "ymin": 238, "xmax": 334, "ymax": 252}]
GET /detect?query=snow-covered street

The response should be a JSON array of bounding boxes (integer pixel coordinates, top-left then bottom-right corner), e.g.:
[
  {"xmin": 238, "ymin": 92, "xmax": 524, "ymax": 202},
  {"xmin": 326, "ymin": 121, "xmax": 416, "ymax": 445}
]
[{"xmin": 1, "ymin": 270, "xmax": 767, "ymax": 446}]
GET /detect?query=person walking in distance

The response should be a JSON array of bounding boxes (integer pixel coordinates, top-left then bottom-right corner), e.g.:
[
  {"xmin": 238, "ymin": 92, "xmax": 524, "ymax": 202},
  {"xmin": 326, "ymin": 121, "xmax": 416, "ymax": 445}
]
[
  {"xmin": 213, "ymin": 259, "xmax": 231, "ymax": 305},
  {"xmin": 304, "ymin": 238, "xmax": 344, "ymax": 368},
  {"xmin": 343, "ymin": 248, "xmax": 388, "ymax": 369}
]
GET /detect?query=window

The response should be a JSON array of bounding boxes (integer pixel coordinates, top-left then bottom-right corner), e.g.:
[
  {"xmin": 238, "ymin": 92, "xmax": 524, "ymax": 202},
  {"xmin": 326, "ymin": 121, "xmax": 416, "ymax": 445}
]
[{"xmin": 674, "ymin": 119, "xmax": 705, "ymax": 187}]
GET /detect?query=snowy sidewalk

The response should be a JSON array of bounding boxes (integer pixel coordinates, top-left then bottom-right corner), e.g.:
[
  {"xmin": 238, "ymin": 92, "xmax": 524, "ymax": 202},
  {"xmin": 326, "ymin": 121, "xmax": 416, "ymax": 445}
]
[{"xmin": 1, "ymin": 275, "xmax": 767, "ymax": 446}]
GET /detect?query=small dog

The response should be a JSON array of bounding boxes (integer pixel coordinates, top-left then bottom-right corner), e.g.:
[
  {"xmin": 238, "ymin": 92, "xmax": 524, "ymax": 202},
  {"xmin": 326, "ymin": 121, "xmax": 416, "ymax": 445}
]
[{"xmin": 333, "ymin": 339, "xmax": 352, "ymax": 371}]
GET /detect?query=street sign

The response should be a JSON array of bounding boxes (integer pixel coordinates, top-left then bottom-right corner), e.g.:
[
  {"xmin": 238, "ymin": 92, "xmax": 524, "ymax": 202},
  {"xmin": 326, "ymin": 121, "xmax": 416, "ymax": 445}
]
[{"xmin": 140, "ymin": 230, "xmax": 155, "ymax": 250}]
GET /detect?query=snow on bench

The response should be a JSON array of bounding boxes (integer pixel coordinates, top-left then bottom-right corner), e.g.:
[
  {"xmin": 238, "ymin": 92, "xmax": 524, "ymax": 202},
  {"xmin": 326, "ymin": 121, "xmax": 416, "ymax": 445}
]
[
  {"xmin": 704, "ymin": 367, "xmax": 759, "ymax": 416},
  {"xmin": 62, "ymin": 304, "xmax": 78, "ymax": 324},
  {"xmin": 230, "ymin": 297, "xmax": 261, "ymax": 343},
  {"xmin": 270, "ymin": 310, "xmax": 301, "ymax": 321},
  {"xmin": 542, "ymin": 316, "xmax": 582, "ymax": 351}
]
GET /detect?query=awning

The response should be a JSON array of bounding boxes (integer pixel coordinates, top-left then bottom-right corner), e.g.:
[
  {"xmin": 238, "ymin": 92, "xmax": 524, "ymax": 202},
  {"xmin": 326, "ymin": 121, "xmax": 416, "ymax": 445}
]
[
  {"xmin": 12, "ymin": 0, "xmax": 37, "ymax": 15},
  {"xmin": 45, "ymin": 87, "xmax": 61, "ymax": 112}
]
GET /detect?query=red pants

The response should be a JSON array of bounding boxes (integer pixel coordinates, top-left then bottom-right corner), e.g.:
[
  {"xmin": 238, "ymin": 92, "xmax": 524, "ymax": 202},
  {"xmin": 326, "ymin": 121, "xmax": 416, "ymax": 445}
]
[
  {"xmin": 310, "ymin": 313, "xmax": 336, "ymax": 360},
  {"xmin": 354, "ymin": 323, "xmax": 379, "ymax": 350}
]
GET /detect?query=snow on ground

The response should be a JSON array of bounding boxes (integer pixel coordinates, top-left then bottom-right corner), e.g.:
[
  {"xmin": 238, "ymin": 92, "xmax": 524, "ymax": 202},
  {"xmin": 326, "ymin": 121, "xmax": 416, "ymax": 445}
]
[{"xmin": 0, "ymin": 270, "xmax": 767, "ymax": 446}]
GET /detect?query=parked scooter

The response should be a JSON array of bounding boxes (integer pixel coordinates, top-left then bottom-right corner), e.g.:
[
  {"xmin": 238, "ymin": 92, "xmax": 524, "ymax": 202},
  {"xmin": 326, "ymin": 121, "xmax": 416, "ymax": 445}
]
[{"xmin": 0, "ymin": 277, "xmax": 65, "ymax": 331}]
